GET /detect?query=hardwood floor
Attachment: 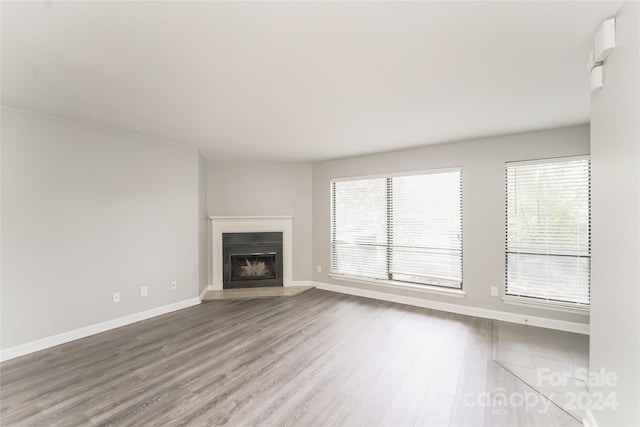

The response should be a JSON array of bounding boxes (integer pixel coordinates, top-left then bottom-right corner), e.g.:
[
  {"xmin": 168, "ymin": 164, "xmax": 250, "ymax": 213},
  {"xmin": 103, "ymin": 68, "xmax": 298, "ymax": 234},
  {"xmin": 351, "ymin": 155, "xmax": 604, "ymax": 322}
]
[{"xmin": 0, "ymin": 289, "xmax": 580, "ymax": 426}]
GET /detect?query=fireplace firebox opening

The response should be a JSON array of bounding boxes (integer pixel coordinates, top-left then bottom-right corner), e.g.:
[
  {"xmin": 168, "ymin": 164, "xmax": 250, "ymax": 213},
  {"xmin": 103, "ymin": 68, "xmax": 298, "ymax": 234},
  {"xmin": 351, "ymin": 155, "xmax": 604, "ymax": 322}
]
[
  {"xmin": 229, "ymin": 253, "xmax": 277, "ymax": 282},
  {"xmin": 222, "ymin": 232, "xmax": 283, "ymax": 289}
]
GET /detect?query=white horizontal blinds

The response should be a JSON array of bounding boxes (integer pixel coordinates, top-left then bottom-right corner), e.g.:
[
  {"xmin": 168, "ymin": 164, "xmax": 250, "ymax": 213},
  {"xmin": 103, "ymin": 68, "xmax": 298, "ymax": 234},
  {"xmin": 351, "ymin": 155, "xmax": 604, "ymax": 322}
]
[
  {"xmin": 331, "ymin": 178, "xmax": 388, "ymax": 280},
  {"xmin": 390, "ymin": 171, "xmax": 462, "ymax": 288},
  {"xmin": 506, "ymin": 158, "xmax": 591, "ymax": 305}
]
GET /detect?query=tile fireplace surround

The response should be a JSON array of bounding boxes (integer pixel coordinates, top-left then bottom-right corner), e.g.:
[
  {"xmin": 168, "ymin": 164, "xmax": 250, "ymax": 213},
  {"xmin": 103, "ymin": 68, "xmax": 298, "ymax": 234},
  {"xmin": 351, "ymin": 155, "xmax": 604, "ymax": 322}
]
[{"xmin": 209, "ymin": 216, "xmax": 294, "ymax": 290}]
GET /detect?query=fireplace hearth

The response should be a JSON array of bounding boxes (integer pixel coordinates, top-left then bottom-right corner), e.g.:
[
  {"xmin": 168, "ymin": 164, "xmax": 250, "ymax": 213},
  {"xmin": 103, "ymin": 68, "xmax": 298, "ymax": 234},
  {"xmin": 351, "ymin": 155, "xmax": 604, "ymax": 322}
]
[{"xmin": 223, "ymin": 232, "xmax": 283, "ymax": 289}]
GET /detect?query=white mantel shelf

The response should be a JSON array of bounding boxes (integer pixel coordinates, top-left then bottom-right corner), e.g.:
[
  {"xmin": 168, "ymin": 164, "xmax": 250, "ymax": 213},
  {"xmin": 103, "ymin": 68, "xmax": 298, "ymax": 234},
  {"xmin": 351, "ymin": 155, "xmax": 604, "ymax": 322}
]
[
  {"xmin": 209, "ymin": 216, "xmax": 294, "ymax": 221},
  {"xmin": 209, "ymin": 216, "xmax": 294, "ymax": 290}
]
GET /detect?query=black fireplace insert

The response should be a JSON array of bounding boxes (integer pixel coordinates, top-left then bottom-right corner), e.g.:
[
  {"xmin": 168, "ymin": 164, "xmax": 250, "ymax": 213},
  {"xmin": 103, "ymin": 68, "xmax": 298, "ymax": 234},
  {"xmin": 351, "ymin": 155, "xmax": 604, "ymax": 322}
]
[{"xmin": 222, "ymin": 232, "xmax": 283, "ymax": 288}]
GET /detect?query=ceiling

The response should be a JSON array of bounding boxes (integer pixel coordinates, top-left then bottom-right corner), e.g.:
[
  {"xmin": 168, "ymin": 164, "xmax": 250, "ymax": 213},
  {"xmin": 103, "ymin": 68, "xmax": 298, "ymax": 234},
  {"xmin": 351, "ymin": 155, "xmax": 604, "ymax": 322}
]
[{"xmin": 1, "ymin": 1, "xmax": 622, "ymax": 162}]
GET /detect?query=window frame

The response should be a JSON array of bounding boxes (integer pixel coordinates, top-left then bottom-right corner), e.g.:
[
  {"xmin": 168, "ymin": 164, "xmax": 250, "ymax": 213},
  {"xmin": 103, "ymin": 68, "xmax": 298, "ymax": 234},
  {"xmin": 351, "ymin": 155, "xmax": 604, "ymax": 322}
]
[
  {"xmin": 504, "ymin": 155, "xmax": 591, "ymax": 311},
  {"xmin": 330, "ymin": 167, "xmax": 463, "ymax": 292}
]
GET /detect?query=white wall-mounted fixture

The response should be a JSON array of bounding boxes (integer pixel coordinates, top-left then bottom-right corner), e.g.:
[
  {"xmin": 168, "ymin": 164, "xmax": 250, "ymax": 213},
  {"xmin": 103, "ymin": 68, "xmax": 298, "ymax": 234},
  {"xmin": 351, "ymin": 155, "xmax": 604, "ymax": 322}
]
[
  {"xmin": 591, "ymin": 65, "xmax": 604, "ymax": 91},
  {"xmin": 594, "ymin": 18, "xmax": 615, "ymax": 62},
  {"xmin": 587, "ymin": 18, "xmax": 615, "ymax": 92}
]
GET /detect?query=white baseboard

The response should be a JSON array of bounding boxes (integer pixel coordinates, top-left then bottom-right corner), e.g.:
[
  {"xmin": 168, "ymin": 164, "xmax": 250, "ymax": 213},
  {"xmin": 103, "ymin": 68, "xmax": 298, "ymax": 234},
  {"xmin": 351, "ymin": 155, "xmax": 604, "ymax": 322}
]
[
  {"xmin": 200, "ymin": 286, "xmax": 213, "ymax": 300},
  {"xmin": 290, "ymin": 280, "xmax": 315, "ymax": 287},
  {"xmin": 0, "ymin": 298, "xmax": 201, "ymax": 362},
  {"xmin": 313, "ymin": 281, "xmax": 589, "ymax": 335},
  {"xmin": 582, "ymin": 409, "xmax": 599, "ymax": 427}
]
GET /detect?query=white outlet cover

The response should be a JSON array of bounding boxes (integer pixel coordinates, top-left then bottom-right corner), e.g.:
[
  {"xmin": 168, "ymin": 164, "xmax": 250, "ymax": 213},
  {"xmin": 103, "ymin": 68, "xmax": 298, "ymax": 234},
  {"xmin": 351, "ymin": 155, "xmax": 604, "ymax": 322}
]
[
  {"xmin": 113, "ymin": 292, "xmax": 121, "ymax": 303},
  {"xmin": 490, "ymin": 286, "xmax": 499, "ymax": 297},
  {"xmin": 140, "ymin": 286, "xmax": 148, "ymax": 297},
  {"xmin": 316, "ymin": 265, "xmax": 322, "ymax": 273}
]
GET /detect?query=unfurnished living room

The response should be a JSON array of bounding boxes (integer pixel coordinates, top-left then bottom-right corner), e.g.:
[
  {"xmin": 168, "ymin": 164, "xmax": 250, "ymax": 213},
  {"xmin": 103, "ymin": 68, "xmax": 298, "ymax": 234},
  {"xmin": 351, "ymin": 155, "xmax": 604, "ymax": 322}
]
[{"xmin": 1, "ymin": 1, "xmax": 639, "ymax": 426}]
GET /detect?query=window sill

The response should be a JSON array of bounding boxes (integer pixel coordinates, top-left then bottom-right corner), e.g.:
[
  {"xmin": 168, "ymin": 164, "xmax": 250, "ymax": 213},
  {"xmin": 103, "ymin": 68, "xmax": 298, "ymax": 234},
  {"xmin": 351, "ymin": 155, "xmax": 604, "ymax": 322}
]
[
  {"xmin": 502, "ymin": 295, "xmax": 590, "ymax": 315},
  {"xmin": 328, "ymin": 274, "xmax": 466, "ymax": 298}
]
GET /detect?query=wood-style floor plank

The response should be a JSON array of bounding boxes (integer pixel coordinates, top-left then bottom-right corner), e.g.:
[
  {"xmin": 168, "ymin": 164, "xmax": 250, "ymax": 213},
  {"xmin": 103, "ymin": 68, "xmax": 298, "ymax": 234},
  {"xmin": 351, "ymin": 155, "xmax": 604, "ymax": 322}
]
[{"xmin": 0, "ymin": 289, "xmax": 581, "ymax": 426}]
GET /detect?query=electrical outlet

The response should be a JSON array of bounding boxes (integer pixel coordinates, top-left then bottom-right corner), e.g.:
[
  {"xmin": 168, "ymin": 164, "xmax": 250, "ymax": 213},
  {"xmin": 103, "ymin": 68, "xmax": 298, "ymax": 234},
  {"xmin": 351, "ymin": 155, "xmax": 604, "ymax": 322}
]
[
  {"xmin": 113, "ymin": 292, "xmax": 121, "ymax": 303},
  {"xmin": 171, "ymin": 281, "xmax": 177, "ymax": 290},
  {"xmin": 140, "ymin": 286, "xmax": 148, "ymax": 297},
  {"xmin": 490, "ymin": 286, "xmax": 499, "ymax": 297},
  {"xmin": 316, "ymin": 265, "xmax": 322, "ymax": 273}
]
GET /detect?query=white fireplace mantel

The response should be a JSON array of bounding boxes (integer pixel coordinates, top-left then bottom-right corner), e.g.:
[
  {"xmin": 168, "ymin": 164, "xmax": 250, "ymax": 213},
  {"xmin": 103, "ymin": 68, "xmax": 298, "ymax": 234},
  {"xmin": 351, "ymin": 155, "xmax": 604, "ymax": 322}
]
[{"xmin": 209, "ymin": 216, "xmax": 293, "ymax": 290}]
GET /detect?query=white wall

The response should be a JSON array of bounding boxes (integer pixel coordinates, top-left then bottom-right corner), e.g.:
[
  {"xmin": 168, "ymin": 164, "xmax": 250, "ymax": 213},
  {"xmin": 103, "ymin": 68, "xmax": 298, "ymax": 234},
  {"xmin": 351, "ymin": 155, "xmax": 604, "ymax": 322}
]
[
  {"xmin": 1, "ymin": 108, "xmax": 201, "ymax": 350},
  {"xmin": 312, "ymin": 125, "xmax": 591, "ymax": 325},
  {"xmin": 590, "ymin": 2, "xmax": 640, "ymax": 425},
  {"xmin": 207, "ymin": 160, "xmax": 312, "ymax": 282}
]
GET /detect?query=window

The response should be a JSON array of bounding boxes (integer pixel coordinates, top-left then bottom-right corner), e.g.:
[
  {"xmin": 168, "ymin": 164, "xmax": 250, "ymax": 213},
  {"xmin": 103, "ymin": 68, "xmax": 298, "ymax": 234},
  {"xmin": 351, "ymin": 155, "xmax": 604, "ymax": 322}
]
[
  {"xmin": 505, "ymin": 157, "xmax": 590, "ymax": 306},
  {"xmin": 331, "ymin": 169, "xmax": 462, "ymax": 289}
]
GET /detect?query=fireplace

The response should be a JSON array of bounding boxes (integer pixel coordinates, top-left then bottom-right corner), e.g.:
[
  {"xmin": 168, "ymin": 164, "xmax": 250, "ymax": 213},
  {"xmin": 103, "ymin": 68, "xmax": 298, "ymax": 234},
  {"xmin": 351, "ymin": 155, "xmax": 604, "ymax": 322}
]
[
  {"xmin": 222, "ymin": 232, "xmax": 283, "ymax": 289},
  {"xmin": 210, "ymin": 216, "xmax": 293, "ymax": 290}
]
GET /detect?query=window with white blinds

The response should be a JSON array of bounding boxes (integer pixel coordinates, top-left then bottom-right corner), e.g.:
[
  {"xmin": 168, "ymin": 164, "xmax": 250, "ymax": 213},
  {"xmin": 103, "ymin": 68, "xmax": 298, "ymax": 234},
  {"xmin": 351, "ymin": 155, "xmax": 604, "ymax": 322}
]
[
  {"xmin": 331, "ymin": 169, "xmax": 462, "ymax": 289},
  {"xmin": 505, "ymin": 157, "xmax": 591, "ymax": 305},
  {"xmin": 331, "ymin": 178, "xmax": 388, "ymax": 280}
]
